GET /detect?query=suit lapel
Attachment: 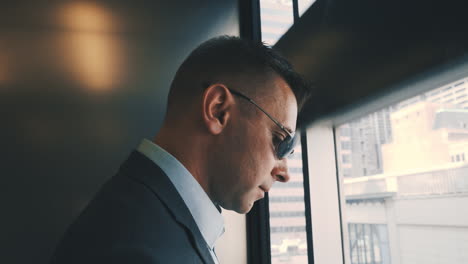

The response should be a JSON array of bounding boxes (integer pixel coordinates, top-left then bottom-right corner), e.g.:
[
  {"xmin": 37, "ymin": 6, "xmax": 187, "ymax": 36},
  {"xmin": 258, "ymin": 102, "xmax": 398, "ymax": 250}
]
[{"xmin": 119, "ymin": 151, "xmax": 215, "ymax": 264}]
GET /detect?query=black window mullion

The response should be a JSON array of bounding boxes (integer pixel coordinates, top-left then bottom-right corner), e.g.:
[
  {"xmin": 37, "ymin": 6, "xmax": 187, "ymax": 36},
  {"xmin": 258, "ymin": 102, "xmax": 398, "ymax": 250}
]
[
  {"xmin": 292, "ymin": 0, "xmax": 299, "ymax": 22},
  {"xmin": 239, "ymin": 0, "xmax": 262, "ymax": 43},
  {"xmin": 246, "ymin": 193, "xmax": 272, "ymax": 264}
]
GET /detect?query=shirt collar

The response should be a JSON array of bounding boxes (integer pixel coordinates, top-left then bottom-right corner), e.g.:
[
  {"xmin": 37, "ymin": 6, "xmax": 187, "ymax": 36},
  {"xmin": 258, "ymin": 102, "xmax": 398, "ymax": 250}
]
[{"xmin": 137, "ymin": 138, "xmax": 224, "ymax": 249}]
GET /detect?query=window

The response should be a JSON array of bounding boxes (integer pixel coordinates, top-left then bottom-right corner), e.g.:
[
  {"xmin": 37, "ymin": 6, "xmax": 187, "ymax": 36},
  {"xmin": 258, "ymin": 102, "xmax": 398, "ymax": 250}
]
[
  {"xmin": 260, "ymin": 0, "xmax": 294, "ymax": 46},
  {"xmin": 259, "ymin": 2, "xmax": 313, "ymax": 263},
  {"xmin": 341, "ymin": 141, "xmax": 352, "ymax": 150},
  {"xmin": 269, "ymin": 142, "xmax": 308, "ymax": 264},
  {"xmin": 336, "ymin": 75, "xmax": 468, "ymax": 264},
  {"xmin": 455, "ymin": 87, "xmax": 466, "ymax": 93},
  {"xmin": 341, "ymin": 126, "xmax": 351, "ymax": 136},
  {"xmin": 442, "ymin": 85, "xmax": 453, "ymax": 92},
  {"xmin": 348, "ymin": 224, "xmax": 391, "ymax": 264},
  {"xmin": 342, "ymin": 154, "xmax": 351, "ymax": 164}
]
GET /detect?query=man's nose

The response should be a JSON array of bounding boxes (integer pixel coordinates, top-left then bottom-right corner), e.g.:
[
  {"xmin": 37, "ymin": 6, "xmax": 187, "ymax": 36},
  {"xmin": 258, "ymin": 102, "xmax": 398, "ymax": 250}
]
[{"xmin": 271, "ymin": 158, "xmax": 291, "ymax": 183}]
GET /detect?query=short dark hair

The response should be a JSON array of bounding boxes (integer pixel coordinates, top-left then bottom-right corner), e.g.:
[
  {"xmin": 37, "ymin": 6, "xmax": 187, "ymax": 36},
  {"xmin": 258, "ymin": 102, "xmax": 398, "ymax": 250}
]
[{"xmin": 167, "ymin": 35, "xmax": 310, "ymax": 124}]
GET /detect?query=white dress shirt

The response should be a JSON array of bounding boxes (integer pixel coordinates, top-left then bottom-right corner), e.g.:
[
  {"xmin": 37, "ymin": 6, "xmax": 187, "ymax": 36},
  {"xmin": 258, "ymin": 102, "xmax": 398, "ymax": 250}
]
[{"xmin": 137, "ymin": 139, "xmax": 224, "ymax": 263}]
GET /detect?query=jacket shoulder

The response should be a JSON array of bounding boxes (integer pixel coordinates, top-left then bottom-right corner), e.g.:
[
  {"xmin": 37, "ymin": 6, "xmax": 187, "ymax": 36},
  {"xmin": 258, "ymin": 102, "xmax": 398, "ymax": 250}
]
[{"xmin": 51, "ymin": 154, "xmax": 203, "ymax": 264}]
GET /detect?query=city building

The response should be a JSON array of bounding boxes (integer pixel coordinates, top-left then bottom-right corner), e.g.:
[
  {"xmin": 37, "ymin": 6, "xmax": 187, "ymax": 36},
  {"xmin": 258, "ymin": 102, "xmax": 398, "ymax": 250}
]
[
  {"xmin": 337, "ymin": 76, "xmax": 468, "ymax": 179},
  {"xmin": 343, "ymin": 100, "xmax": 468, "ymax": 264},
  {"xmin": 337, "ymin": 108, "xmax": 393, "ymax": 178},
  {"xmin": 269, "ymin": 144, "xmax": 308, "ymax": 264}
]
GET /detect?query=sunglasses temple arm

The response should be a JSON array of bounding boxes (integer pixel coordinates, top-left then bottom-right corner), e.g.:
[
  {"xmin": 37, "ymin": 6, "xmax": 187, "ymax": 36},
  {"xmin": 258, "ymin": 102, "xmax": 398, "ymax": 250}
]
[
  {"xmin": 247, "ymin": 98, "xmax": 294, "ymax": 138},
  {"xmin": 228, "ymin": 88, "xmax": 294, "ymax": 138}
]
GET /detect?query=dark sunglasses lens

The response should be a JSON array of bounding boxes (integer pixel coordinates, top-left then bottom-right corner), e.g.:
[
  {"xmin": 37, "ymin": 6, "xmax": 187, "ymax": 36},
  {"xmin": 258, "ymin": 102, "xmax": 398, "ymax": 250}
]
[{"xmin": 277, "ymin": 133, "xmax": 299, "ymax": 158}]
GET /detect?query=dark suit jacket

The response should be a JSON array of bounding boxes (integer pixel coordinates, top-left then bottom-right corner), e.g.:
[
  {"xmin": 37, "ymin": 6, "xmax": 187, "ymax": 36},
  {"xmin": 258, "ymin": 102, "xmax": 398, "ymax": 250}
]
[{"xmin": 51, "ymin": 151, "xmax": 216, "ymax": 264}]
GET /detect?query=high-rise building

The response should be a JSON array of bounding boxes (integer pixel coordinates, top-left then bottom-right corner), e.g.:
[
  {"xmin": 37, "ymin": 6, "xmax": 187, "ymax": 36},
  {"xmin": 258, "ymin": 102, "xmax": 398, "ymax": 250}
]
[
  {"xmin": 398, "ymin": 77, "xmax": 468, "ymax": 110},
  {"xmin": 342, "ymin": 100, "xmax": 468, "ymax": 264},
  {"xmin": 337, "ymin": 108, "xmax": 393, "ymax": 178},
  {"xmin": 269, "ymin": 143, "xmax": 308, "ymax": 264},
  {"xmin": 338, "ymin": 76, "xmax": 468, "ymax": 178}
]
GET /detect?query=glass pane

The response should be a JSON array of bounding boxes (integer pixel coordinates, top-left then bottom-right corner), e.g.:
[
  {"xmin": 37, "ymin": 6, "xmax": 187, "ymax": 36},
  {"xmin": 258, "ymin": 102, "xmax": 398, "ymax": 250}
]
[
  {"xmin": 260, "ymin": 2, "xmax": 309, "ymax": 263},
  {"xmin": 298, "ymin": 0, "xmax": 318, "ymax": 17},
  {"xmin": 336, "ymin": 76, "xmax": 468, "ymax": 264},
  {"xmin": 269, "ymin": 141, "xmax": 308, "ymax": 264},
  {"xmin": 260, "ymin": 0, "xmax": 294, "ymax": 46}
]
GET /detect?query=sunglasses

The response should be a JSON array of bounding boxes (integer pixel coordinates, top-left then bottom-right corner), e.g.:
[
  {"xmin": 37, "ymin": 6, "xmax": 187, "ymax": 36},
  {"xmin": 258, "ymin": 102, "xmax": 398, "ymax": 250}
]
[{"xmin": 227, "ymin": 88, "xmax": 299, "ymax": 159}]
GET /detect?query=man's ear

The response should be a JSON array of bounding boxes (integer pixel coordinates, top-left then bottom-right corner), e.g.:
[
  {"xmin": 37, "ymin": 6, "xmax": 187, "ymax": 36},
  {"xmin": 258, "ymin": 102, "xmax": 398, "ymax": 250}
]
[{"xmin": 202, "ymin": 84, "xmax": 234, "ymax": 135}]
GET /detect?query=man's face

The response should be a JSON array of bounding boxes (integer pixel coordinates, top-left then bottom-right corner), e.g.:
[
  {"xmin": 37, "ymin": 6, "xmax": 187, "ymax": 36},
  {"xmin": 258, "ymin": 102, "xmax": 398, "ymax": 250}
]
[{"xmin": 210, "ymin": 76, "xmax": 298, "ymax": 214}]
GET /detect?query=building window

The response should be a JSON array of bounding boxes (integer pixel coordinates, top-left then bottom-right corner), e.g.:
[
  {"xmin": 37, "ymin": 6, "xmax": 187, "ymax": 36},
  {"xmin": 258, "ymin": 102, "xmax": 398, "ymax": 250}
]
[
  {"xmin": 343, "ymin": 154, "xmax": 351, "ymax": 164},
  {"xmin": 348, "ymin": 224, "xmax": 391, "ymax": 264},
  {"xmin": 455, "ymin": 87, "xmax": 466, "ymax": 93},
  {"xmin": 343, "ymin": 168, "xmax": 353, "ymax": 178},
  {"xmin": 268, "ymin": 142, "xmax": 308, "ymax": 263},
  {"xmin": 341, "ymin": 126, "xmax": 351, "ymax": 136},
  {"xmin": 442, "ymin": 85, "xmax": 453, "ymax": 92},
  {"xmin": 341, "ymin": 141, "xmax": 352, "ymax": 150}
]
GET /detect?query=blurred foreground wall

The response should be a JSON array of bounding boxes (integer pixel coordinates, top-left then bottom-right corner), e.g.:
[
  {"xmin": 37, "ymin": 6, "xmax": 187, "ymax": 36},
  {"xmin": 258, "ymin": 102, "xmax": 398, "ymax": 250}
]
[{"xmin": 0, "ymin": 1, "xmax": 239, "ymax": 263}]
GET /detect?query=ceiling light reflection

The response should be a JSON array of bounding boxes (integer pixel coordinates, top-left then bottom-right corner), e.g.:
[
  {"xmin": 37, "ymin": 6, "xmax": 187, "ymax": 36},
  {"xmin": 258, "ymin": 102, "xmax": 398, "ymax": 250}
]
[
  {"xmin": 58, "ymin": 2, "xmax": 126, "ymax": 92},
  {"xmin": 66, "ymin": 33, "xmax": 124, "ymax": 91},
  {"xmin": 60, "ymin": 2, "xmax": 115, "ymax": 33}
]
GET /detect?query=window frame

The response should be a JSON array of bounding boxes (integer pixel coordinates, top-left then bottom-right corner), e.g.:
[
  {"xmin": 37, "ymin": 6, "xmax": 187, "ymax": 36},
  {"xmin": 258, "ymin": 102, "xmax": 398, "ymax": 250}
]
[{"xmin": 320, "ymin": 54, "xmax": 468, "ymax": 264}]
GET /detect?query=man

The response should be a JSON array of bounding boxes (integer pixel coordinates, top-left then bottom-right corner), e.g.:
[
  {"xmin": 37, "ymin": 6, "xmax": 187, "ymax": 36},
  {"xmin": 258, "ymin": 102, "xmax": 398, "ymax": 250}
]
[{"xmin": 51, "ymin": 36, "xmax": 309, "ymax": 264}]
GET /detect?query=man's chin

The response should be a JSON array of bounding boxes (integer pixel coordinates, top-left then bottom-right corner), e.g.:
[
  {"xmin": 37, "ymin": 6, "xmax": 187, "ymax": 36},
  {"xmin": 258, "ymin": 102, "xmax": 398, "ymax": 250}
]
[
  {"xmin": 221, "ymin": 197, "xmax": 263, "ymax": 214},
  {"xmin": 237, "ymin": 200, "xmax": 259, "ymax": 214},
  {"xmin": 222, "ymin": 202, "xmax": 254, "ymax": 214}
]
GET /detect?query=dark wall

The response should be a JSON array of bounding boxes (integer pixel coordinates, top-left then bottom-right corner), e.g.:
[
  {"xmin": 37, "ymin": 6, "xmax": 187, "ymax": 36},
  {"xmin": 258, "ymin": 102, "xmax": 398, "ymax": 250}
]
[{"xmin": 0, "ymin": 1, "xmax": 238, "ymax": 263}]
